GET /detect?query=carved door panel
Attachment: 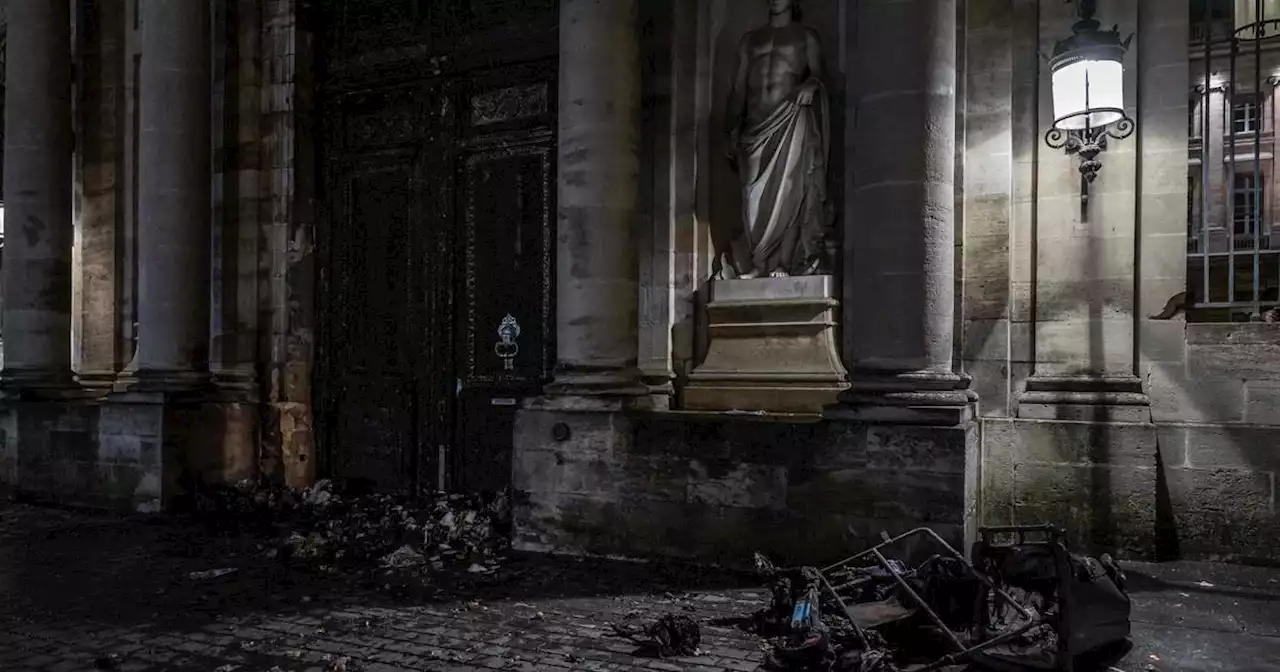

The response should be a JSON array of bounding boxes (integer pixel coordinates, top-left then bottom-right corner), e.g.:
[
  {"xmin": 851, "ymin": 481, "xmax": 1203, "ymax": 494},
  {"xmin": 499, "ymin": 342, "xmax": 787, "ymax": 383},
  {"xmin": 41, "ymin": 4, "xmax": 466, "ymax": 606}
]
[
  {"xmin": 318, "ymin": 83, "xmax": 437, "ymax": 492},
  {"xmin": 315, "ymin": 3, "xmax": 557, "ymax": 494},
  {"xmin": 451, "ymin": 63, "xmax": 557, "ymax": 492}
]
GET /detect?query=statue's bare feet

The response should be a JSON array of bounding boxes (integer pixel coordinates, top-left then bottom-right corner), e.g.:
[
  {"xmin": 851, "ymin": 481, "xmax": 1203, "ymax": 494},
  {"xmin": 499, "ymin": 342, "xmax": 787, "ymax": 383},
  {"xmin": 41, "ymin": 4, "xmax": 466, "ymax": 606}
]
[
  {"xmin": 738, "ymin": 270, "xmax": 762, "ymax": 279},
  {"xmin": 769, "ymin": 268, "xmax": 790, "ymax": 278}
]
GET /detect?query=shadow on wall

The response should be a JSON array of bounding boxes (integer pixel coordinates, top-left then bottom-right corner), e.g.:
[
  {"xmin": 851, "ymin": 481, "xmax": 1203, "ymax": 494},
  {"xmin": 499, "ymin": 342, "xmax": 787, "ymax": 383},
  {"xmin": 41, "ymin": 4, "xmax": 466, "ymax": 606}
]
[{"xmin": 977, "ymin": 306, "xmax": 1280, "ymax": 565}]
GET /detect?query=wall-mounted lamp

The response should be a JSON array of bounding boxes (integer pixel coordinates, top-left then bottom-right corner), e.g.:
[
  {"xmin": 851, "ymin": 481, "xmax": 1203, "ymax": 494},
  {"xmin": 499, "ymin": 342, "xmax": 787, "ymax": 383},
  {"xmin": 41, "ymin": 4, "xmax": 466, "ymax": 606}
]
[{"xmin": 1044, "ymin": 0, "xmax": 1134, "ymax": 214}]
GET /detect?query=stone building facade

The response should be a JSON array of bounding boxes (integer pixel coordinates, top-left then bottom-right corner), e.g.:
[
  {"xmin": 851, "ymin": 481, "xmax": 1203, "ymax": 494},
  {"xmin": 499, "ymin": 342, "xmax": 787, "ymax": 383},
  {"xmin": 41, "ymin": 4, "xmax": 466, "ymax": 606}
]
[{"xmin": 1, "ymin": 0, "xmax": 1277, "ymax": 566}]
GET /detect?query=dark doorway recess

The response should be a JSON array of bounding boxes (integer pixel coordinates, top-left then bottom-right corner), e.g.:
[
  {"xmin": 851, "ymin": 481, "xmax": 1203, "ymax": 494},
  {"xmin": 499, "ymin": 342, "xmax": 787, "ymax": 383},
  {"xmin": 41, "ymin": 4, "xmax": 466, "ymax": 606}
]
[{"xmin": 312, "ymin": 0, "xmax": 557, "ymax": 494}]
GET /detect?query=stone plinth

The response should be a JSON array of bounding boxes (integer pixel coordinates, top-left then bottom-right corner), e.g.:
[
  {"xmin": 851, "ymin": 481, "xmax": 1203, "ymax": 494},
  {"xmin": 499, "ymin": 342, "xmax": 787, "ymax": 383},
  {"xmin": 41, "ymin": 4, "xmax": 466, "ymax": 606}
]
[
  {"xmin": 683, "ymin": 275, "xmax": 849, "ymax": 413},
  {"xmin": 0, "ymin": 391, "xmax": 258, "ymax": 513},
  {"xmin": 511, "ymin": 409, "xmax": 977, "ymax": 567}
]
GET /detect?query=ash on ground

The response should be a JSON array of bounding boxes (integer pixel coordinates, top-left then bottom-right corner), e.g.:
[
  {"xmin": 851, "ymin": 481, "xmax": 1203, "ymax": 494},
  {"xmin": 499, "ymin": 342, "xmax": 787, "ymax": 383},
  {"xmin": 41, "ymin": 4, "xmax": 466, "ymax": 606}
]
[{"xmin": 191, "ymin": 478, "xmax": 511, "ymax": 587}]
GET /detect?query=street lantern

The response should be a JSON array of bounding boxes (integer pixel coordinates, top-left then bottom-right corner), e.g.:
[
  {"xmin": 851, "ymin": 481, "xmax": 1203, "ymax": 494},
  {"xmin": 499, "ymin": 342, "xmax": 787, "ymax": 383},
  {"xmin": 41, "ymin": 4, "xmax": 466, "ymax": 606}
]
[
  {"xmin": 1235, "ymin": 0, "xmax": 1280, "ymax": 40},
  {"xmin": 1044, "ymin": 0, "xmax": 1134, "ymax": 211}
]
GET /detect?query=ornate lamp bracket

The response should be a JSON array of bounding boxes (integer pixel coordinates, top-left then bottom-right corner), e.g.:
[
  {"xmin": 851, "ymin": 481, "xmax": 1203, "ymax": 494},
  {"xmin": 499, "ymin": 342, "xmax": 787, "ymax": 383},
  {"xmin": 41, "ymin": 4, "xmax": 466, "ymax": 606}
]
[{"xmin": 1044, "ymin": 114, "xmax": 1135, "ymax": 210}]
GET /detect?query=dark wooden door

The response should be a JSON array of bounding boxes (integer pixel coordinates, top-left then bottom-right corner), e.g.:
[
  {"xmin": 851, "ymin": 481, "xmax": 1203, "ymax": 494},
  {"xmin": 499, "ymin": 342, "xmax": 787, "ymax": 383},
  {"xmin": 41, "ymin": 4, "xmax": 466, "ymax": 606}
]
[
  {"xmin": 451, "ymin": 62, "xmax": 557, "ymax": 492},
  {"xmin": 318, "ymin": 82, "xmax": 443, "ymax": 492},
  {"xmin": 315, "ymin": 1, "xmax": 556, "ymax": 494}
]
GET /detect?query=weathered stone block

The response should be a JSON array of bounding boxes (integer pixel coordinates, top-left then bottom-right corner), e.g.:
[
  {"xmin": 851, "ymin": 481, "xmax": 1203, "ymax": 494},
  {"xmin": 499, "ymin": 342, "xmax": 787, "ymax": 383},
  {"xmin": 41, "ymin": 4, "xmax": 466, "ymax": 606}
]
[
  {"xmin": 1163, "ymin": 466, "xmax": 1277, "ymax": 562},
  {"xmin": 515, "ymin": 492, "xmax": 708, "ymax": 561},
  {"xmin": 963, "ymin": 233, "xmax": 1011, "ymax": 282},
  {"xmin": 788, "ymin": 469, "xmax": 965, "ymax": 524},
  {"xmin": 980, "ymin": 422, "xmax": 1017, "ymax": 525},
  {"xmin": 1183, "ymin": 425, "xmax": 1280, "ymax": 472},
  {"xmin": 1034, "ymin": 319, "xmax": 1135, "ymax": 377},
  {"xmin": 1154, "ymin": 425, "xmax": 1188, "ymax": 467},
  {"xmin": 514, "ymin": 409, "xmax": 631, "ymax": 462},
  {"xmin": 49, "ymin": 429, "xmax": 97, "ymax": 463},
  {"xmin": 1165, "ymin": 467, "xmax": 1274, "ymax": 516},
  {"xmin": 866, "ymin": 424, "xmax": 967, "ymax": 473},
  {"xmin": 1017, "ymin": 402, "xmax": 1151, "ymax": 423},
  {"xmin": 983, "ymin": 418, "xmax": 1157, "ymax": 467},
  {"xmin": 1244, "ymin": 381, "xmax": 1280, "ymax": 425},
  {"xmin": 1187, "ymin": 323, "xmax": 1280, "ymax": 346},
  {"xmin": 1146, "ymin": 363, "xmax": 1244, "ymax": 423},
  {"xmin": 1012, "ymin": 463, "xmax": 1158, "ymax": 558},
  {"xmin": 513, "ymin": 409, "xmax": 977, "ymax": 566},
  {"xmin": 967, "ymin": 0, "xmax": 1014, "ymax": 32},
  {"xmin": 687, "ymin": 462, "xmax": 787, "ymax": 510},
  {"xmin": 965, "ymin": 147, "xmax": 1013, "ymax": 197},
  {"xmin": 0, "ymin": 457, "xmax": 15, "ymax": 490},
  {"xmin": 1036, "ymin": 238, "xmax": 1137, "ymax": 283},
  {"xmin": 99, "ymin": 403, "xmax": 163, "ymax": 438},
  {"xmin": 1138, "ymin": 319, "xmax": 1186, "ymax": 364},
  {"xmin": 0, "ymin": 410, "xmax": 16, "ymax": 461},
  {"xmin": 1188, "ymin": 345, "xmax": 1280, "ymax": 381},
  {"xmin": 516, "ymin": 446, "xmax": 689, "ymax": 503},
  {"xmin": 98, "ymin": 433, "xmax": 144, "ymax": 465},
  {"xmin": 967, "ymin": 360, "xmax": 1011, "ymax": 418},
  {"xmin": 1035, "ymin": 279, "xmax": 1135, "ymax": 323},
  {"xmin": 810, "ymin": 422, "xmax": 869, "ymax": 472}
]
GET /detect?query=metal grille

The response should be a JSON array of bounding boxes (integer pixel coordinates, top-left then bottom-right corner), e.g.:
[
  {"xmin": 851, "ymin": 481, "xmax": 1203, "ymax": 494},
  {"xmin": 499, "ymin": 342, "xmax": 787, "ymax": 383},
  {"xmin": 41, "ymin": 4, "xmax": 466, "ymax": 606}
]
[{"xmin": 1188, "ymin": 0, "xmax": 1280, "ymax": 322}]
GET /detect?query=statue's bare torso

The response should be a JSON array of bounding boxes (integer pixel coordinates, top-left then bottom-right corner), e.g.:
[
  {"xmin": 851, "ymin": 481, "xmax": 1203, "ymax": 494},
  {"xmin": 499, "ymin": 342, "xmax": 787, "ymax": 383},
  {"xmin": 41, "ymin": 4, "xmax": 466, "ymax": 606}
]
[{"xmin": 740, "ymin": 24, "xmax": 816, "ymax": 128}]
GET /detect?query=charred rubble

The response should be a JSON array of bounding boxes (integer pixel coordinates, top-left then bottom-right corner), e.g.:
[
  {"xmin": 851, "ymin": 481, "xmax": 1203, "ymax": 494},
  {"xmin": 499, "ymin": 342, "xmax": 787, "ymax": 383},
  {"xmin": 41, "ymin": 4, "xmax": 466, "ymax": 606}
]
[
  {"xmin": 750, "ymin": 526, "xmax": 1132, "ymax": 672},
  {"xmin": 189, "ymin": 477, "xmax": 512, "ymax": 581}
]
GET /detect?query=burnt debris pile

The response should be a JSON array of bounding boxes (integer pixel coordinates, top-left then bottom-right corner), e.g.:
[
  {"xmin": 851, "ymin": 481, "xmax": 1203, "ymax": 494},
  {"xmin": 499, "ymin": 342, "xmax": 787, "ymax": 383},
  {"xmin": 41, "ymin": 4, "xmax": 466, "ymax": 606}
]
[
  {"xmin": 751, "ymin": 526, "xmax": 1132, "ymax": 672},
  {"xmin": 192, "ymin": 477, "xmax": 512, "ymax": 578}
]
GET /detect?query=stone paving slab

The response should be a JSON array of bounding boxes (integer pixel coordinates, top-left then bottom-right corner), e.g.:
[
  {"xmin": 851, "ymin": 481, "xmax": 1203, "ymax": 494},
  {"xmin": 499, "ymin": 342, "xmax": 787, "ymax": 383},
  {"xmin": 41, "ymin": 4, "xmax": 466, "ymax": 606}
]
[{"xmin": 1, "ymin": 503, "xmax": 1279, "ymax": 672}]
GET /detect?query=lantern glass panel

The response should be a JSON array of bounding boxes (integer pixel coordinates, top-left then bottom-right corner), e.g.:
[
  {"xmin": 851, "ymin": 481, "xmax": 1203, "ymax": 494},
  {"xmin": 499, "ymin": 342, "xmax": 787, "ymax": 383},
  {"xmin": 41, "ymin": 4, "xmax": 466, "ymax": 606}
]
[{"xmin": 1052, "ymin": 58, "xmax": 1125, "ymax": 130}]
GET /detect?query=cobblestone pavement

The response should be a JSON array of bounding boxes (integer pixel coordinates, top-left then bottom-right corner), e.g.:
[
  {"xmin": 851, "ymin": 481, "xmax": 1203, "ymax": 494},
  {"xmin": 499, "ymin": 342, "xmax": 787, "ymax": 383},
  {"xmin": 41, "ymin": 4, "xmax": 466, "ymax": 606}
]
[{"xmin": 1, "ymin": 503, "xmax": 1279, "ymax": 672}]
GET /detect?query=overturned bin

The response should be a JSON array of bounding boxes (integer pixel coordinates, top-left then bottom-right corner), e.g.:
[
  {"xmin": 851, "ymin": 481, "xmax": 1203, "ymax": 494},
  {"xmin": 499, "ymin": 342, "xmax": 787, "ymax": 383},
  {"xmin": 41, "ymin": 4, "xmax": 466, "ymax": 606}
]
[{"xmin": 756, "ymin": 525, "xmax": 1131, "ymax": 671}]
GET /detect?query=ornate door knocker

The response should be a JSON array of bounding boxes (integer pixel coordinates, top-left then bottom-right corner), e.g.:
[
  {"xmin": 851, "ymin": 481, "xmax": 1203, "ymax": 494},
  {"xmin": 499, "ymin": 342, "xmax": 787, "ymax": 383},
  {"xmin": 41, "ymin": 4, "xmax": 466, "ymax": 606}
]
[{"xmin": 494, "ymin": 314, "xmax": 521, "ymax": 371}]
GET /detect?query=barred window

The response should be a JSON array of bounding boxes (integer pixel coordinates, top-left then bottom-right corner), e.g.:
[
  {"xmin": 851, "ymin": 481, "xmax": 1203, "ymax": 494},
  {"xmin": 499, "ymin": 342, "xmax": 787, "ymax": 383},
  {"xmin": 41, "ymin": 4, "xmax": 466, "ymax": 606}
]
[{"xmin": 1187, "ymin": 0, "xmax": 1280, "ymax": 322}]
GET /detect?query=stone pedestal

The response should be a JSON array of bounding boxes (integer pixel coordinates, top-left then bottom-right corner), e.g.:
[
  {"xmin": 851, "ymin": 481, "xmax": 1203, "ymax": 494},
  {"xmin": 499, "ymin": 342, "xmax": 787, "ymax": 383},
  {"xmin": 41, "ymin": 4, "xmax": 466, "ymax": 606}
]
[{"xmin": 683, "ymin": 275, "xmax": 849, "ymax": 414}]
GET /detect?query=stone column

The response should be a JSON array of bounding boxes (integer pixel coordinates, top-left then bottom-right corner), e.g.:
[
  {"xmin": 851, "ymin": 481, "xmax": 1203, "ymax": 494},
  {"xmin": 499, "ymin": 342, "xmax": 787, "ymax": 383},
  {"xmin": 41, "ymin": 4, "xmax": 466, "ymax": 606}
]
[
  {"xmin": 1, "ymin": 1, "xmax": 75, "ymax": 389},
  {"xmin": 545, "ymin": 0, "xmax": 647, "ymax": 397},
  {"xmin": 123, "ymin": 0, "xmax": 212, "ymax": 386},
  {"xmin": 839, "ymin": 0, "xmax": 972, "ymax": 422}
]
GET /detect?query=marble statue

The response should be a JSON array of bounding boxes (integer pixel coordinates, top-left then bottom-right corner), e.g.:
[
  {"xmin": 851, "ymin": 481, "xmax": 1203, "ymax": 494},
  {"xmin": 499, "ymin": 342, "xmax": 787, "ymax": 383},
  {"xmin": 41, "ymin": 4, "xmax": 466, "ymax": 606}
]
[{"xmin": 717, "ymin": 0, "xmax": 833, "ymax": 280}]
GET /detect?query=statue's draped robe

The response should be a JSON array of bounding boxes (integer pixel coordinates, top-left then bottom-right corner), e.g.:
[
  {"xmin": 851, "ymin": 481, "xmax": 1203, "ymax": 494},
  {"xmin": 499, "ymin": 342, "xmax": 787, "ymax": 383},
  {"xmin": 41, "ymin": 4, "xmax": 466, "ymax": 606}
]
[{"xmin": 736, "ymin": 79, "xmax": 830, "ymax": 275}]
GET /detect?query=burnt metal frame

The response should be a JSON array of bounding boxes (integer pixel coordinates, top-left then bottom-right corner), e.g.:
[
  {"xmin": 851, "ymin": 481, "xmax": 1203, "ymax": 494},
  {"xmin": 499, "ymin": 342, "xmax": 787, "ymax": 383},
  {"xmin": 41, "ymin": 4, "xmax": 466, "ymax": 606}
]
[
  {"xmin": 1043, "ymin": 0, "xmax": 1136, "ymax": 217},
  {"xmin": 814, "ymin": 525, "xmax": 1079, "ymax": 672}
]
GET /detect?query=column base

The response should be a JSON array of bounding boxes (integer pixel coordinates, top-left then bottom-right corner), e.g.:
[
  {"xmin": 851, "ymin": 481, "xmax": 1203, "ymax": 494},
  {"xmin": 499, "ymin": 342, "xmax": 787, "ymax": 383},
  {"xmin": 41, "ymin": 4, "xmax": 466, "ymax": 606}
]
[
  {"xmin": 0, "ymin": 369, "xmax": 82, "ymax": 399},
  {"xmin": 1017, "ymin": 375, "xmax": 1150, "ymax": 422},
  {"xmin": 114, "ymin": 369, "xmax": 212, "ymax": 394},
  {"xmin": 828, "ymin": 371, "xmax": 977, "ymax": 425},
  {"xmin": 211, "ymin": 369, "xmax": 260, "ymax": 402},
  {"xmin": 76, "ymin": 370, "xmax": 120, "ymax": 392},
  {"xmin": 543, "ymin": 365, "xmax": 650, "ymax": 398}
]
